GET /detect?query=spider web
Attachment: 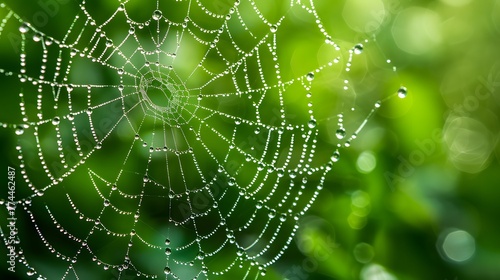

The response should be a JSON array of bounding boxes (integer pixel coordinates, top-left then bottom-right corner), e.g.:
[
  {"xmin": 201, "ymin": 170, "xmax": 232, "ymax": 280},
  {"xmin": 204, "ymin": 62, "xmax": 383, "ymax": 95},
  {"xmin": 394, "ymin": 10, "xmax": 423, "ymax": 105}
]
[{"xmin": 0, "ymin": 0, "xmax": 402, "ymax": 279}]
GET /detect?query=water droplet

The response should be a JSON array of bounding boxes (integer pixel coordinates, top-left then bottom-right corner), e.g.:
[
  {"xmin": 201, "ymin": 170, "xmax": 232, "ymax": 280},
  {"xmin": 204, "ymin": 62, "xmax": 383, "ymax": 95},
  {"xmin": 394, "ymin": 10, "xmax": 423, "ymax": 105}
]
[
  {"xmin": 267, "ymin": 166, "xmax": 275, "ymax": 173},
  {"xmin": 256, "ymin": 201, "xmax": 263, "ymax": 209},
  {"xmin": 67, "ymin": 114, "xmax": 74, "ymax": 121},
  {"xmin": 15, "ymin": 126, "xmax": 24, "ymax": 135},
  {"xmin": 397, "ymin": 86, "xmax": 408, "ymax": 98},
  {"xmin": 197, "ymin": 252, "xmax": 205, "ymax": 260},
  {"xmin": 306, "ymin": 72, "xmax": 315, "ymax": 81},
  {"xmin": 165, "ymin": 238, "xmax": 171, "ymax": 245},
  {"xmin": 27, "ymin": 269, "xmax": 35, "ymax": 276},
  {"xmin": 164, "ymin": 267, "xmax": 171, "ymax": 275},
  {"xmin": 270, "ymin": 25, "xmax": 277, "ymax": 33},
  {"xmin": 104, "ymin": 200, "xmax": 110, "ymax": 207},
  {"xmin": 354, "ymin": 44, "xmax": 364, "ymax": 54},
  {"xmin": 33, "ymin": 32, "xmax": 42, "ymax": 42},
  {"xmin": 279, "ymin": 213, "xmax": 287, "ymax": 222},
  {"xmin": 165, "ymin": 248, "xmax": 172, "ymax": 255},
  {"xmin": 237, "ymin": 248, "xmax": 244, "ymax": 256},
  {"xmin": 19, "ymin": 23, "xmax": 29, "ymax": 33},
  {"xmin": 152, "ymin": 10, "xmax": 162, "ymax": 20},
  {"xmin": 374, "ymin": 101, "xmax": 381, "ymax": 108},
  {"xmin": 117, "ymin": 68, "xmax": 124, "ymax": 75},
  {"xmin": 268, "ymin": 209, "xmax": 276, "ymax": 218},
  {"xmin": 257, "ymin": 162, "xmax": 265, "ymax": 171},
  {"xmin": 254, "ymin": 127, "xmax": 260, "ymax": 134},
  {"xmin": 331, "ymin": 151, "xmax": 340, "ymax": 162},
  {"xmin": 336, "ymin": 128, "xmax": 346, "ymax": 139},
  {"xmin": 245, "ymin": 154, "xmax": 252, "ymax": 162},
  {"xmin": 228, "ymin": 177, "xmax": 236, "ymax": 186},
  {"xmin": 128, "ymin": 27, "xmax": 135, "ymax": 34},
  {"xmin": 277, "ymin": 169, "xmax": 285, "ymax": 178},
  {"xmin": 308, "ymin": 119, "xmax": 317, "ymax": 129},
  {"xmin": 52, "ymin": 117, "xmax": 60, "ymax": 125},
  {"xmin": 105, "ymin": 39, "xmax": 113, "ymax": 48}
]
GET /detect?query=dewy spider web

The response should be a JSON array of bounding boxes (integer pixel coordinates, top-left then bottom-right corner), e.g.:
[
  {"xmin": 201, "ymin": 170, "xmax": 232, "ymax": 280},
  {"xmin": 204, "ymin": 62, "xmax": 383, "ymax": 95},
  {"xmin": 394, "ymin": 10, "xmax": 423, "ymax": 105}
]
[{"xmin": 0, "ymin": 0, "xmax": 403, "ymax": 279}]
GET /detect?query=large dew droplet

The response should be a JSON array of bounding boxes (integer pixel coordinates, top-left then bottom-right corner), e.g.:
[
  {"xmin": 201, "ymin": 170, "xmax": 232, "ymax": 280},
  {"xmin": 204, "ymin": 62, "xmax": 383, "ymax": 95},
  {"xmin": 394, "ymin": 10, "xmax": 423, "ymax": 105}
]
[
  {"xmin": 52, "ymin": 117, "xmax": 60, "ymax": 125},
  {"xmin": 19, "ymin": 23, "xmax": 29, "ymax": 33},
  {"xmin": 268, "ymin": 209, "xmax": 276, "ymax": 218},
  {"xmin": 354, "ymin": 44, "xmax": 364, "ymax": 55},
  {"xmin": 336, "ymin": 128, "xmax": 346, "ymax": 139},
  {"xmin": 15, "ymin": 126, "xmax": 24, "ymax": 135},
  {"xmin": 397, "ymin": 86, "xmax": 408, "ymax": 98},
  {"xmin": 256, "ymin": 201, "xmax": 263, "ymax": 209},
  {"xmin": 33, "ymin": 32, "xmax": 43, "ymax": 42},
  {"xmin": 270, "ymin": 25, "xmax": 277, "ymax": 33},
  {"xmin": 331, "ymin": 151, "xmax": 340, "ymax": 162},
  {"xmin": 306, "ymin": 72, "xmax": 315, "ymax": 82},
  {"xmin": 152, "ymin": 10, "xmax": 163, "ymax": 20},
  {"xmin": 308, "ymin": 119, "xmax": 317, "ymax": 129}
]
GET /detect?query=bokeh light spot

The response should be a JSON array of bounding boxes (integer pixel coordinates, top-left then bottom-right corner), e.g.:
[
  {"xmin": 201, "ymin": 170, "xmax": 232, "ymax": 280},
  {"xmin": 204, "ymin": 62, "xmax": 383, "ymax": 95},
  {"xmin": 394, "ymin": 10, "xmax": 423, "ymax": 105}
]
[
  {"xmin": 354, "ymin": 243, "xmax": 375, "ymax": 264},
  {"xmin": 439, "ymin": 229, "xmax": 476, "ymax": 262},
  {"xmin": 356, "ymin": 151, "xmax": 377, "ymax": 174}
]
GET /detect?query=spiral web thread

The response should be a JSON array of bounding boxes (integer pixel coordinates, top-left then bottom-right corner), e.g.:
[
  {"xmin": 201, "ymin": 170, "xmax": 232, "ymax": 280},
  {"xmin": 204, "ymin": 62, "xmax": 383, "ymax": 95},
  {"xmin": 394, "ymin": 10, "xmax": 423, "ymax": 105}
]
[{"xmin": 0, "ymin": 0, "xmax": 399, "ymax": 279}]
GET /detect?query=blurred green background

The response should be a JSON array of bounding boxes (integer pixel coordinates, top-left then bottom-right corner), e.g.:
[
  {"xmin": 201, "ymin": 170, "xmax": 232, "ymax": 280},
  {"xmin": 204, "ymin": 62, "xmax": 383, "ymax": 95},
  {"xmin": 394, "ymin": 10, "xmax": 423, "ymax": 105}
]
[{"xmin": 1, "ymin": 0, "xmax": 500, "ymax": 279}]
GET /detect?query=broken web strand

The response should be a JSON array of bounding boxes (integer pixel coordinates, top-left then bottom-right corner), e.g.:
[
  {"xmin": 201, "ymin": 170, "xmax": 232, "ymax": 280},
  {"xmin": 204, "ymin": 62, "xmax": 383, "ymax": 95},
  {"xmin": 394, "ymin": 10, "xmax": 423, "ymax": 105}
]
[
  {"xmin": 0, "ymin": 0, "xmax": 406, "ymax": 279},
  {"xmin": 316, "ymin": 35, "xmax": 408, "ymax": 160}
]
